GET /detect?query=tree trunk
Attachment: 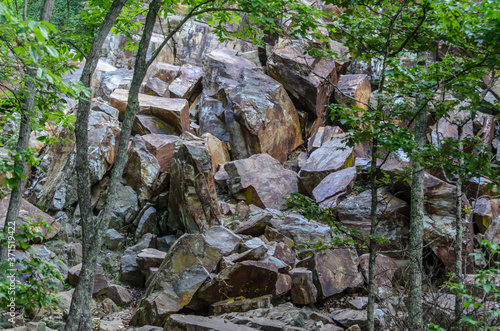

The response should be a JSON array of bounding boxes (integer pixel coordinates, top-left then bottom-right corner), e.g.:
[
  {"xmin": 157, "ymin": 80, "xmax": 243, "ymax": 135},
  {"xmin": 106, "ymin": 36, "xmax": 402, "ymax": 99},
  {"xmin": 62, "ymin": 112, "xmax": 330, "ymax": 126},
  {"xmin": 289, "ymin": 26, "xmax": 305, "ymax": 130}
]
[
  {"xmin": 0, "ymin": 0, "xmax": 55, "ymax": 261},
  {"xmin": 454, "ymin": 124, "xmax": 464, "ymax": 331},
  {"xmin": 407, "ymin": 51, "xmax": 428, "ymax": 331},
  {"xmin": 366, "ymin": 139, "xmax": 378, "ymax": 331},
  {"xmin": 64, "ymin": 0, "xmax": 128, "ymax": 329}
]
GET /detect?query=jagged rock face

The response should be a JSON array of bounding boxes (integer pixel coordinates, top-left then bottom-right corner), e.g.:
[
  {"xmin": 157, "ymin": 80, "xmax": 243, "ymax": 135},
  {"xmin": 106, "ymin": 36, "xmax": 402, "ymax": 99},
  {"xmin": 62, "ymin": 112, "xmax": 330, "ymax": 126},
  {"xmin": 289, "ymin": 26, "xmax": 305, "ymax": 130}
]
[
  {"xmin": 0, "ymin": 196, "xmax": 61, "ymax": 240},
  {"xmin": 473, "ymin": 198, "xmax": 499, "ymax": 233},
  {"xmin": 168, "ymin": 64, "xmax": 203, "ymax": 101},
  {"xmin": 96, "ymin": 68, "xmax": 134, "ymax": 101},
  {"xmin": 68, "ymin": 263, "xmax": 108, "ymax": 295},
  {"xmin": 198, "ymin": 94, "xmax": 230, "ymax": 141},
  {"xmin": 312, "ymin": 167, "xmax": 356, "ymax": 209},
  {"xmin": 132, "ymin": 115, "xmax": 179, "ymax": 136},
  {"xmin": 130, "ymin": 234, "xmax": 223, "ymax": 327},
  {"xmin": 337, "ymin": 188, "xmax": 410, "ymax": 256},
  {"xmin": 142, "ymin": 134, "xmax": 178, "ymax": 173},
  {"xmin": 224, "ymin": 154, "xmax": 298, "ymax": 210},
  {"xmin": 29, "ymin": 108, "xmax": 120, "ymax": 212},
  {"xmin": 289, "ymin": 268, "xmax": 317, "ymax": 304},
  {"xmin": 359, "ymin": 254, "xmax": 398, "ymax": 299},
  {"xmin": 203, "ymin": 133, "xmax": 230, "ymax": 172},
  {"xmin": 273, "ymin": 213, "xmax": 332, "ymax": 243},
  {"xmin": 126, "ymin": 136, "xmax": 161, "ymax": 205},
  {"xmin": 109, "ymin": 89, "xmax": 189, "ymax": 133},
  {"xmin": 194, "ymin": 261, "xmax": 279, "ymax": 308},
  {"xmin": 313, "ymin": 248, "xmax": 359, "ymax": 298},
  {"xmin": 299, "ymin": 134, "xmax": 354, "ymax": 195},
  {"xmin": 308, "ymin": 125, "xmax": 344, "ymax": 153},
  {"xmin": 202, "ymin": 49, "xmax": 303, "ymax": 163},
  {"xmin": 268, "ymin": 39, "xmax": 338, "ymax": 118},
  {"xmin": 167, "ymin": 133, "xmax": 220, "ymax": 234},
  {"xmin": 334, "ymin": 74, "xmax": 371, "ymax": 113},
  {"xmin": 421, "ymin": 174, "xmax": 474, "ymax": 271}
]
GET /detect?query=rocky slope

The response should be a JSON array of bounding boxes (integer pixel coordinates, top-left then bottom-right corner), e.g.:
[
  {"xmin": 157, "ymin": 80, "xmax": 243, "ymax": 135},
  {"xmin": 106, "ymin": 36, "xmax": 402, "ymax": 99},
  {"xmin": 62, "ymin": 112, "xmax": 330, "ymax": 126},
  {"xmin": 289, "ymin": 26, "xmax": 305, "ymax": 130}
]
[{"xmin": 1, "ymin": 7, "xmax": 500, "ymax": 331}]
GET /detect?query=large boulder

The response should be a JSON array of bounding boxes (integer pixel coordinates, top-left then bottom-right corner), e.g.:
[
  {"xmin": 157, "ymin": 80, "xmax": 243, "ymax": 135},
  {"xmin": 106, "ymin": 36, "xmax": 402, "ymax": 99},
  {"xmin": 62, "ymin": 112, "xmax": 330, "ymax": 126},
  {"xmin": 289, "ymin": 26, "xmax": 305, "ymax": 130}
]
[
  {"xmin": 312, "ymin": 167, "xmax": 356, "ymax": 209},
  {"xmin": 198, "ymin": 94, "xmax": 229, "ymax": 142},
  {"xmin": 142, "ymin": 134, "xmax": 178, "ymax": 173},
  {"xmin": 203, "ymin": 49, "xmax": 302, "ymax": 163},
  {"xmin": 273, "ymin": 213, "xmax": 332, "ymax": 243},
  {"xmin": 313, "ymin": 248, "xmax": 359, "ymax": 298},
  {"xmin": 132, "ymin": 114, "xmax": 179, "ymax": 136},
  {"xmin": 109, "ymin": 89, "xmax": 189, "ymax": 133},
  {"xmin": 299, "ymin": 134, "xmax": 354, "ymax": 195},
  {"xmin": 130, "ymin": 234, "xmax": 223, "ymax": 326},
  {"xmin": 166, "ymin": 314, "xmax": 257, "ymax": 331},
  {"xmin": 0, "ymin": 196, "xmax": 61, "ymax": 240},
  {"xmin": 126, "ymin": 136, "xmax": 161, "ymax": 204},
  {"xmin": 359, "ymin": 254, "xmax": 397, "ymax": 299},
  {"xmin": 168, "ymin": 64, "xmax": 203, "ymax": 101},
  {"xmin": 68, "ymin": 263, "xmax": 108, "ymax": 295},
  {"xmin": 268, "ymin": 39, "xmax": 338, "ymax": 118},
  {"xmin": 289, "ymin": 268, "xmax": 317, "ymax": 304},
  {"xmin": 337, "ymin": 188, "xmax": 410, "ymax": 256},
  {"xmin": 194, "ymin": 261, "xmax": 279, "ymax": 308},
  {"xmin": 473, "ymin": 198, "xmax": 499, "ymax": 233},
  {"xmin": 334, "ymin": 74, "xmax": 371, "ymax": 114},
  {"xmin": 224, "ymin": 154, "xmax": 298, "ymax": 210},
  {"xmin": 96, "ymin": 68, "xmax": 134, "ymax": 100},
  {"xmin": 167, "ymin": 133, "xmax": 220, "ymax": 234}
]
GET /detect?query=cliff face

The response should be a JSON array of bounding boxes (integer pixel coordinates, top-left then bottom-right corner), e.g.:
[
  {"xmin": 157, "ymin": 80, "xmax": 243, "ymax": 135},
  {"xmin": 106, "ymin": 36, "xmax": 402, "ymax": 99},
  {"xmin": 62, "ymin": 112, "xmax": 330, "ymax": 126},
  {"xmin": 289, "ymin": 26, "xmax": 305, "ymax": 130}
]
[{"xmin": 2, "ymin": 8, "xmax": 500, "ymax": 331}]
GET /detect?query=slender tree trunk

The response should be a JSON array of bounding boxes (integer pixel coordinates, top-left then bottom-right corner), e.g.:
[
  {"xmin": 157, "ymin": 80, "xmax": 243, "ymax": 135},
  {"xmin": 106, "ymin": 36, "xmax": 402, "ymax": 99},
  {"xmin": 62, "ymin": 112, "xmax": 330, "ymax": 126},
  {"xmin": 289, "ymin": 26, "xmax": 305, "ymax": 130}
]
[
  {"xmin": 407, "ymin": 52, "xmax": 427, "ymax": 331},
  {"xmin": 66, "ymin": 0, "xmax": 162, "ymax": 329},
  {"xmin": 64, "ymin": 0, "xmax": 128, "ymax": 330},
  {"xmin": 454, "ymin": 124, "xmax": 464, "ymax": 331},
  {"xmin": 366, "ymin": 139, "xmax": 378, "ymax": 331},
  {"xmin": 23, "ymin": 0, "xmax": 27, "ymax": 21},
  {"xmin": 0, "ymin": 0, "xmax": 55, "ymax": 261}
]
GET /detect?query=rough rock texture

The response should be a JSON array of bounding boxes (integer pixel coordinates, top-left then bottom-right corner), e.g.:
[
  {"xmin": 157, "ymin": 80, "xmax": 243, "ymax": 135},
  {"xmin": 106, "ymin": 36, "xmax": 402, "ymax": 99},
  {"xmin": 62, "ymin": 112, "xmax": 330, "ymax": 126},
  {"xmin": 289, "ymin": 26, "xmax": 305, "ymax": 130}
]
[
  {"xmin": 224, "ymin": 154, "xmax": 298, "ymax": 209},
  {"xmin": 312, "ymin": 167, "xmax": 356, "ymax": 209},
  {"xmin": 204, "ymin": 225, "xmax": 242, "ymax": 256},
  {"xmin": 142, "ymin": 134, "xmax": 178, "ymax": 173},
  {"xmin": 144, "ymin": 77, "xmax": 170, "ymax": 97},
  {"xmin": 143, "ymin": 62, "xmax": 181, "ymax": 84},
  {"xmin": 334, "ymin": 74, "xmax": 371, "ymax": 113},
  {"xmin": 299, "ymin": 134, "xmax": 354, "ymax": 195},
  {"xmin": 119, "ymin": 254, "xmax": 146, "ymax": 288},
  {"xmin": 109, "ymin": 89, "xmax": 189, "ymax": 133},
  {"xmin": 68, "ymin": 263, "xmax": 108, "ymax": 295},
  {"xmin": 210, "ymin": 295, "xmax": 271, "ymax": 316},
  {"xmin": 96, "ymin": 68, "xmax": 134, "ymax": 100},
  {"xmin": 473, "ymin": 198, "xmax": 499, "ymax": 233},
  {"xmin": 132, "ymin": 114, "xmax": 179, "ymax": 136},
  {"xmin": 273, "ymin": 213, "xmax": 332, "ymax": 243},
  {"xmin": 203, "ymin": 133, "xmax": 230, "ymax": 172},
  {"xmin": 130, "ymin": 234, "xmax": 223, "ymax": 326},
  {"xmin": 268, "ymin": 39, "xmax": 338, "ymax": 118},
  {"xmin": 359, "ymin": 254, "xmax": 397, "ymax": 299},
  {"xmin": 165, "ymin": 314, "xmax": 258, "ymax": 331},
  {"xmin": 126, "ymin": 136, "xmax": 161, "ymax": 204},
  {"xmin": 168, "ymin": 64, "xmax": 203, "ymax": 100},
  {"xmin": 105, "ymin": 285, "xmax": 133, "ymax": 306},
  {"xmin": 136, "ymin": 248, "xmax": 167, "ymax": 269},
  {"xmin": 0, "ymin": 196, "xmax": 61, "ymax": 240},
  {"xmin": 109, "ymin": 184, "xmax": 139, "ymax": 229},
  {"xmin": 194, "ymin": 261, "xmax": 279, "ymax": 307},
  {"xmin": 314, "ymin": 248, "xmax": 359, "ymax": 298},
  {"xmin": 203, "ymin": 49, "xmax": 303, "ymax": 163},
  {"xmin": 167, "ymin": 133, "xmax": 220, "ymax": 234},
  {"xmin": 289, "ymin": 268, "xmax": 317, "ymax": 304},
  {"xmin": 337, "ymin": 188, "xmax": 410, "ymax": 256},
  {"xmin": 331, "ymin": 309, "xmax": 385, "ymax": 329},
  {"xmin": 198, "ymin": 94, "xmax": 229, "ymax": 142},
  {"xmin": 308, "ymin": 126, "xmax": 344, "ymax": 153}
]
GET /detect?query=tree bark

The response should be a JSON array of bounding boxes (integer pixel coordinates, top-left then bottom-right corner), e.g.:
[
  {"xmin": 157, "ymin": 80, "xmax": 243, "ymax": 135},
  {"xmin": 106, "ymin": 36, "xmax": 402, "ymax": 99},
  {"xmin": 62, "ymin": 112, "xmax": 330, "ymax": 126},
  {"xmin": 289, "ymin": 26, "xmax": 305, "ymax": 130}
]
[
  {"xmin": 454, "ymin": 124, "xmax": 464, "ymax": 331},
  {"xmin": 407, "ymin": 51, "xmax": 427, "ymax": 331},
  {"xmin": 366, "ymin": 139, "xmax": 378, "ymax": 331},
  {"xmin": 64, "ymin": 0, "xmax": 128, "ymax": 329}
]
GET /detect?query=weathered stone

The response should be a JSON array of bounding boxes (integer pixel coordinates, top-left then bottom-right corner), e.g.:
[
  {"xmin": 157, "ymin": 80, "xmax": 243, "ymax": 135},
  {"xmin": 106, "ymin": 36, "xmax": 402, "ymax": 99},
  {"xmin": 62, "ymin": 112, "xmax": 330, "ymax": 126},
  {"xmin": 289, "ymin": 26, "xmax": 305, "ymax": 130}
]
[
  {"xmin": 485, "ymin": 215, "xmax": 500, "ymax": 246},
  {"xmin": 210, "ymin": 295, "xmax": 271, "ymax": 316},
  {"xmin": 308, "ymin": 126, "xmax": 344, "ymax": 153},
  {"xmin": 268, "ymin": 39, "xmax": 338, "ymax": 118},
  {"xmin": 104, "ymin": 229, "xmax": 124, "ymax": 250},
  {"xmin": 157, "ymin": 235, "xmax": 176, "ymax": 253},
  {"xmin": 136, "ymin": 248, "xmax": 167, "ymax": 269},
  {"xmin": 109, "ymin": 89, "xmax": 189, "ymax": 133},
  {"xmin": 241, "ymin": 237, "xmax": 267, "ymax": 252},
  {"xmin": 144, "ymin": 62, "xmax": 181, "ymax": 84},
  {"xmin": 0, "ymin": 196, "xmax": 60, "ymax": 240},
  {"xmin": 314, "ymin": 248, "xmax": 359, "ymax": 298},
  {"xmin": 227, "ymin": 245, "xmax": 268, "ymax": 263},
  {"xmin": 262, "ymin": 256, "xmax": 290, "ymax": 273},
  {"xmin": 359, "ymin": 254, "xmax": 397, "ymax": 299},
  {"xmin": 235, "ymin": 213, "xmax": 273, "ymax": 236},
  {"xmin": 125, "ymin": 233, "xmax": 157, "ymax": 255},
  {"xmin": 299, "ymin": 134, "xmax": 354, "ymax": 195},
  {"xmin": 289, "ymin": 268, "xmax": 317, "ymax": 304},
  {"xmin": 275, "ymin": 273, "xmax": 292, "ymax": 297},
  {"xmin": 106, "ymin": 284, "xmax": 133, "ymax": 306},
  {"xmin": 144, "ymin": 77, "xmax": 170, "ymax": 97},
  {"xmin": 337, "ymin": 188, "xmax": 410, "ymax": 255},
  {"xmin": 168, "ymin": 64, "xmax": 203, "ymax": 101},
  {"xmin": 126, "ymin": 136, "xmax": 161, "ymax": 204},
  {"xmin": 119, "ymin": 254, "xmax": 145, "ymax": 287},
  {"xmin": 203, "ymin": 133, "xmax": 230, "ymax": 172},
  {"xmin": 268, "ymin": 241, "xmax": 296, "ymax": 267},
  {"xmin": 224, "ymin": 154, "xmax": 298, "ymax": 210},
  {"xmin": 135, "ymin": 206, "xmax": 159, "ymax": 239},
  {"xmin": 331, "ymin": 309, "xmax": 385, "ymax": 329},
  {"xmin": 204, "ymin": 226, "xmax": 242, "ymax": 256},
  {"xmin": 198, "ymin": 94, "xmax": 229, "ymax": 142},
  {"xmin": 463, "ymin": 177, "xmax": 498, "ymax": 201},
  {"xmin": 313, "ymin": 167, "xmax": 356, "ymax": 209},
  {"xmin": 97, "ymin": 68, "xmax": 134, "ymax": 100},
  {"xmin": 130, "ymin": 234, "xmax": 223, "ymax": 326},
  {"xmin": 68, "ymin": 263, "xmax": 108, "ymax": 295},
  {"xmin": 335, "ymin": 74, "xmax": 371, "ymax": 114},
  {"xmin": 110, "ymin": 184, "xmax": 139, "ymax": 229},
  {"xmin": 273, "ymin": 213, "xmax": 332, "ymax": 243},
  {"xmin": 167, "ymin": 133, "xmax": 220, "ymax": 234},
  {"xmin": 165, "ymin": 314, "xmax": 258, "ymax": 331},
  {"xmin": 141, "ymin": 134, "xmax": 178, "ymax": 173},
  {"xmin": 195, "ymin": 261, "xmax": 279, "ymax": 307},
  {"xmin": 132, "ymin": 114, "xmax": 179, "ymax": 136},
  {"xmin": 473, "ymin": 198, "xmax": 499, "ymax": 233}
]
